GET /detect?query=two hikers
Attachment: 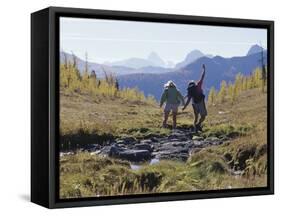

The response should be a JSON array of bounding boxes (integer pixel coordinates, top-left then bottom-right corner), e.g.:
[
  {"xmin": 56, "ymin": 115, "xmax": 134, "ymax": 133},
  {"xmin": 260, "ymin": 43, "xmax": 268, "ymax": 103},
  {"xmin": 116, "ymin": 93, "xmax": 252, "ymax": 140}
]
[{"xmin": 160, "ymin": 64, "xmax": 207, "ymax": 131}]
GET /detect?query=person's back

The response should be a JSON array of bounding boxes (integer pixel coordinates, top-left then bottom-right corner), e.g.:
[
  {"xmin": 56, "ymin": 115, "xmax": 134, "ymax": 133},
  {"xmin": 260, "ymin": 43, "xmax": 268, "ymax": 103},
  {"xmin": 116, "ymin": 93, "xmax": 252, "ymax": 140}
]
[
  {"xmin": 160, "ymin": 81, "xmax": 184, "ymax": 129},
  {"xmin": 187, "ymin": 80, "xmax": 205, "ymax": 104},
  {"xmin": 163, "ymin": 86, "xmax": 183, "ymax": 105}
]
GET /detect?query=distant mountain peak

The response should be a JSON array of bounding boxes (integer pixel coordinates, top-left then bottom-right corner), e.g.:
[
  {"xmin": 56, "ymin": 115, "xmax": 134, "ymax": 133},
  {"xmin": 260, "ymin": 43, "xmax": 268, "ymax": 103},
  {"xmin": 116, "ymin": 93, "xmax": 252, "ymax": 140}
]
[
  {"xmin": 147, "ymin": 52, "xmax": 166, "ymax": 67},
  {"xmin": 247, "ymin": 44, "xmax": 265, "ymax": 56},
  {"xmin": 175, "ymin": 49, "xmax": 205, "ymax": 69},
  {"xmin": 186, "ymin": 49, "xmax": 204, "ymax": 58}
]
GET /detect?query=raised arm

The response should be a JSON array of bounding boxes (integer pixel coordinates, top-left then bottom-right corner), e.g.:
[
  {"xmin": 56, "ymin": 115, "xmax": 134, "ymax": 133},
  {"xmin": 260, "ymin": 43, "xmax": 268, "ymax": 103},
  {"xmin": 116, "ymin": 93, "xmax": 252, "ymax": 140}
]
[{"xmin": 198, "ymin": 64, "xmax": 206, "ymax": 86}]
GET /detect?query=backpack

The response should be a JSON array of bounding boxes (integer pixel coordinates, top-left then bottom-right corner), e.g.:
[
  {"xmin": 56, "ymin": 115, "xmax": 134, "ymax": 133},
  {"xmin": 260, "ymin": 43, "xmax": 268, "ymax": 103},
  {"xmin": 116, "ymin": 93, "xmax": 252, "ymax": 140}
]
[{"xmin": 187, "ymin": 84, "xmax": 205, "ymax": 103}]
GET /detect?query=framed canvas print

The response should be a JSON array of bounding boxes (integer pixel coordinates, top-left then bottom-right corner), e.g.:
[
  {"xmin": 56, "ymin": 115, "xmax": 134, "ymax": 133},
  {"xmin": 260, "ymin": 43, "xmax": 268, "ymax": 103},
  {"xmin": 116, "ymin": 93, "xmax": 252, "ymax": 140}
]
[{"xmin": 31, "ymin": 7, "xmax": 274, "ymax": 208}]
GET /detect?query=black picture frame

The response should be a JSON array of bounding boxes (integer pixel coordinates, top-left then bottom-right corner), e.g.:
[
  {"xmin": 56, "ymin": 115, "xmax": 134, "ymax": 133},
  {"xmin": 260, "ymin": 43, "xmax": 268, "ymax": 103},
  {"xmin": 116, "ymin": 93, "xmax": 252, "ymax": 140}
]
[{"xmin": 31, "ymin": 6, "xmax": 274, "ymax": 208}]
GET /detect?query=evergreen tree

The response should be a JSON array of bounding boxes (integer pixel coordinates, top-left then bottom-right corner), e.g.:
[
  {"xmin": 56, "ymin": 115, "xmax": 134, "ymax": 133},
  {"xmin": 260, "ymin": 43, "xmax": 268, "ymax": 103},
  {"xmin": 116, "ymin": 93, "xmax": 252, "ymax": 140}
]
[
  {"xmin": 208, "ymin": 87, "xmax": 217, "ymax": 105},
  {"xmin": 218, "ymin": 80, "xmax": 227, "ymax": 103}
]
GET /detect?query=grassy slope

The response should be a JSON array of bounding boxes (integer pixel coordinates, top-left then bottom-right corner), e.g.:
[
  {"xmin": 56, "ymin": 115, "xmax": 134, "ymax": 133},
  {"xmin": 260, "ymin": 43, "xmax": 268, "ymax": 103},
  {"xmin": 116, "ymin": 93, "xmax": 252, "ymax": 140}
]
[
  {"xmin": 60, "ymin": 88, "xmax": 267, "ymax": 198},
  {"xmin": 60, "ymin": 90, "xmax": 180, "ymax": 147}
]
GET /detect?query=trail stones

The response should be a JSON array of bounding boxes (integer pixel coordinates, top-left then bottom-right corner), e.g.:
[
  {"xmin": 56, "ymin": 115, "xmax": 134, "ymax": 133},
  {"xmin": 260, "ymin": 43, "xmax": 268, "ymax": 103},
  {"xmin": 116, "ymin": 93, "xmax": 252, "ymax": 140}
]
[
  {"xmin": 135, "ymin": 143, "xmax": 153, "ymax": 152},
  {"xmin": 65, "ymin": 128, "xmax": 225, "ymax": 164}
]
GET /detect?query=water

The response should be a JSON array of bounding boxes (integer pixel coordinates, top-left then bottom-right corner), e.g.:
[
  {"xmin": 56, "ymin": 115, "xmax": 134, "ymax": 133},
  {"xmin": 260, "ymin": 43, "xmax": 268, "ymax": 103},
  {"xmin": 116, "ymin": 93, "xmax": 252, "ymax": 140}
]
[{"xmin": 130, "ymin": 158, "xmax": 160, "ymax": 170}]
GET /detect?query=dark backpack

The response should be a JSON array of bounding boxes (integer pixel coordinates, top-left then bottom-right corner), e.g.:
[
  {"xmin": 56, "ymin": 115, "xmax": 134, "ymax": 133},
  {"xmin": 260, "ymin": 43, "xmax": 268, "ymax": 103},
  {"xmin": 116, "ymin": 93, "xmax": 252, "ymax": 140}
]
[{"xmin": 187, "ymin": 85, "xmax": 205, "ymax": 103}]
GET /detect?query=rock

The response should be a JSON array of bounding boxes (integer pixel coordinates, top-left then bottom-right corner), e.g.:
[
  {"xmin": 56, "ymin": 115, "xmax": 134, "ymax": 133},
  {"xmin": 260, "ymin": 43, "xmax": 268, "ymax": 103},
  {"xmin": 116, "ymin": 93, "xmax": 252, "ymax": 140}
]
[
  {"xmin": 108, "ymin": 145, "xmax": 151, "ymax": 162},
  {"xmin": 171, "ymin": 141, "xmax": 186, "ymax": 147},
  {"xmin": 135, "ymin": 143, "xmax": 153, "ymax": 152},
  {"xmin": 82, "ymin": 144, "xmax": 100, "ymax": 152},
  {"xmin": 192, "ymin": 136, "xmax": 204, "ymax": 141},
  {"xmin": 100, "ymin": 146, "xmax": 113, "ymax": 155},
  {"xmin": 122, "ymin": 137, "xmax": 137, "ymax": 144},
  {"xmin": 118, "ymin": 149, "xmax": 152, "ymax": 162},
  {"xmin": 157, "ymin": 152, "xmax": 188, "ymax": 161},
  {"xmin": 108, "ymin": 146, "xmax": 122, "ymax": 157},
  {"xmin": 168, "ymin": 132, "xmax": 189, "ymax": 140},
  {"xmin": 90, "ymin": 150, "xmax": 101, "ymax": 155},
  {"xmin": 205, "ymin": 137, "xmax": 220, "ymax": 142},
  {"xmin": 169, "ymin": 138, "xmax": 180, "ymax": 142},
  {"xmin": 150, "ymin": 137, "xmax": 159, "ymax": 142},
  {"xmin": 140, "ymin": 139, "xmax": 152, "ymax": 144},
  {"xmin": 97, "ymin": 128, "xmax": 226, "ymax": 163},
  {"xmin": 193, "ymin": 140, "xmax": 207, "ymax": 147},
  {"xmin": 116, "ymin": 140, "xmax": 125, "ymax": 145},
  {"xmin": 155, "ymin": 142, "xmax": 189, "ymax": 161}
]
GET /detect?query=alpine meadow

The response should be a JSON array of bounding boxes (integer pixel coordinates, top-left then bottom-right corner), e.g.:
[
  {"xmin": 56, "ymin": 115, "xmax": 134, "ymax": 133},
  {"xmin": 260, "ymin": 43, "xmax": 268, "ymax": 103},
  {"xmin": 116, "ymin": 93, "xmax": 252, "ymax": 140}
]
[{"xmin": 59, "ymin": 17, "xmax": 268, "ymax": 199}]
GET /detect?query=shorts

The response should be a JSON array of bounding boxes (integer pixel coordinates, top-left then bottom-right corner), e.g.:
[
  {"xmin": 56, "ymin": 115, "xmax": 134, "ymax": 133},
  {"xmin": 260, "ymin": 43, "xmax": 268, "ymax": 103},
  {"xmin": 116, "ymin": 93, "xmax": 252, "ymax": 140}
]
[
  {"xmin": 192, "ymin": 100, "xmax": 207, "ymax": 116},
  {"xmin": 164, "ymin": 103, "xmax": 179, "ymax": 113}
]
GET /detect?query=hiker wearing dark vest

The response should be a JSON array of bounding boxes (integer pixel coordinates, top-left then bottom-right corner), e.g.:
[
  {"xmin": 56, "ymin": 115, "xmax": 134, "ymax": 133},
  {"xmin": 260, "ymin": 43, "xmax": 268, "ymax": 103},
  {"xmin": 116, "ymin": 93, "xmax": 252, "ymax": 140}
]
[
  {"xmin": 160, "ymin": 80, "xmax": 184, "ymax": 129},
  {"xmin": 182, "ymin": 64, "xmax": 207, "ymax": 131}
]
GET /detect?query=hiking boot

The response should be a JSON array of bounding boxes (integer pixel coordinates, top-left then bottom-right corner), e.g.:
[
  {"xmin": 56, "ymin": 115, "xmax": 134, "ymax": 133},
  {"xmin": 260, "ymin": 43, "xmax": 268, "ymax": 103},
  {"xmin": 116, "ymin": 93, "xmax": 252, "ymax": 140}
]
[
  {"xmin": 192, "ymin": 125, "xmax": 198, "ymax": 133},
  {"xmin": 195, "ymin": 124, "xmax": 203, "ymax": 132}
]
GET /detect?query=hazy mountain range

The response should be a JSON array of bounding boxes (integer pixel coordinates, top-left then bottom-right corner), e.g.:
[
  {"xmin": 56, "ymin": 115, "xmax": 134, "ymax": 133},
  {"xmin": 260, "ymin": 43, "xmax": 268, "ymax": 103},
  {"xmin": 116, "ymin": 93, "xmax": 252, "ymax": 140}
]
[
  {"xmin": 60, "ymin": 44, "xmax": 266, "ymax": 100},
  {"xmin": 60, "ymin": 51, "xmax": 171, "ymax": 76},
  {"xmin": 104, "ymin": 52, "xmax": 168, "ymax": 69}
]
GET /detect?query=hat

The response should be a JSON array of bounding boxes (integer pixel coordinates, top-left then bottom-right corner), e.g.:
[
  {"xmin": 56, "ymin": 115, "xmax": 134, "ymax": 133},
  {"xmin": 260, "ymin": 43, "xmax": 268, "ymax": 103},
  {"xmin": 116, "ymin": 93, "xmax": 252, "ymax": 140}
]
[
  {"xmin": 164, "ymin": 80, "xmax": 176, "ymax": 88},
  {"xmin": 188, "ymin": 80, "xmax": 196, "ymax": 88}
]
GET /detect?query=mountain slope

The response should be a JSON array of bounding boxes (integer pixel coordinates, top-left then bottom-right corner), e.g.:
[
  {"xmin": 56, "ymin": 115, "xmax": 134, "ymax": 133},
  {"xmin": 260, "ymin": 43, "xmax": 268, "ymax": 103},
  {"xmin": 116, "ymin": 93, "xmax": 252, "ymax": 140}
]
[{"xmin": 118, "ymin": 51, "xmax": 267, "ymax": 100}]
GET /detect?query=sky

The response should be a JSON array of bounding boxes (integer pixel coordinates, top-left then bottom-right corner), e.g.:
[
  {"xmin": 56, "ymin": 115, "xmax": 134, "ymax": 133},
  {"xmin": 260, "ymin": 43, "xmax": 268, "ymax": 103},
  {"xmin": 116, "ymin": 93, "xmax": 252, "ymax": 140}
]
[{"xmin": 60, "ymin": 17, "xmax": 267, "ymax": 64}]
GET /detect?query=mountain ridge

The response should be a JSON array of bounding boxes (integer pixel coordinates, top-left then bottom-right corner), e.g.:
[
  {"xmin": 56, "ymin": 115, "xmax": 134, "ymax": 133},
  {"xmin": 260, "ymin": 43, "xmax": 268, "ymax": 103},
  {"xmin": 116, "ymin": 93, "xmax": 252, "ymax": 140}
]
[{"xmin": 117, "ymin": 51, "xmax": 267, "ymax": 100}]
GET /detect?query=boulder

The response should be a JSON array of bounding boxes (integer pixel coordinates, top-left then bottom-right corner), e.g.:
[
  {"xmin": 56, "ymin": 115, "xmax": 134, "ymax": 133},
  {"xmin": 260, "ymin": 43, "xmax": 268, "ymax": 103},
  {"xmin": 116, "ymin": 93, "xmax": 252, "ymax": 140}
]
[
  {"xmin": 109, "ymin": 145, "xmax": 151, "ymax": 162},
  {"xmin": 135, "ymin": 143, "xmax": 153, "ymax": 152},
  {"xmin": 117, "ymin": 149, "xmax": 151, "ymax": 162}
]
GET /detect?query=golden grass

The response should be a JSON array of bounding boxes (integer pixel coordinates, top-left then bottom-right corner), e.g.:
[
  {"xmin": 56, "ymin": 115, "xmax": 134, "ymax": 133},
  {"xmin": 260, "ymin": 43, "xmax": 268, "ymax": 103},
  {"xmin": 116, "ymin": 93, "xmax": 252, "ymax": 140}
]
[{"xmin": 60, "ymin": 87, "xmax": 268, "ymax": 198}]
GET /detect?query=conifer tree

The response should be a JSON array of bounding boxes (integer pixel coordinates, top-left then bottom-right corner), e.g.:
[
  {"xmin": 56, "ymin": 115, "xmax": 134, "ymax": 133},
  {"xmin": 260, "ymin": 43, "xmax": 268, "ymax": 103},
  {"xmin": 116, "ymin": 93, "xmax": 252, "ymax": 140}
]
[
  {"xmin": 218, "ymin": 80, "xmax": 227, "ymax": 103},
  {"xmin": 208, "ymin": 87, "xmax": 216, "ymax": 105}
]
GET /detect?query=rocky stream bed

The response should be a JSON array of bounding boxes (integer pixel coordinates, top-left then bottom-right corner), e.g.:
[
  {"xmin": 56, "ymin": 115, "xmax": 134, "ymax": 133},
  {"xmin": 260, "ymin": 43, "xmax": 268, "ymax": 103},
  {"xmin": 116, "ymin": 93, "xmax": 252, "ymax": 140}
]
[{"xmin": 60, "ymin": 128, "xmax": 227, "ymax": 168}]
